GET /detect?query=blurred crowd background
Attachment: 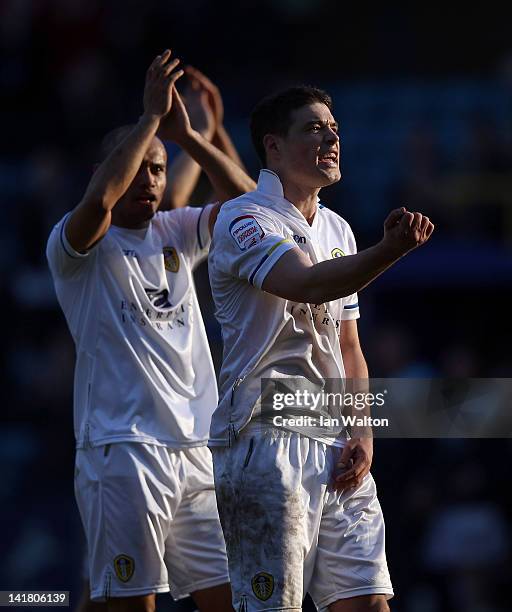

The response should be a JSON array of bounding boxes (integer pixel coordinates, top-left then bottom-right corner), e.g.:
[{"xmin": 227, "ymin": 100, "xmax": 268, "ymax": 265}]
[{"xmin": 1, "ymin": 1, "xmax": 511, "ymax": 610}]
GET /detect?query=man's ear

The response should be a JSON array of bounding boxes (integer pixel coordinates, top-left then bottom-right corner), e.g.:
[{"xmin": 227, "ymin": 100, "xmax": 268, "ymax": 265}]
[{"xmin": 263, "ymin": 134, "xmax": 280, "ymax": 160}]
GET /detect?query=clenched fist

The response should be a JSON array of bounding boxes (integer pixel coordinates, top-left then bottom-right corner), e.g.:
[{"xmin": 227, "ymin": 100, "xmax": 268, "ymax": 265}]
[{"xmin": 382, "ymin": 207, "xmax": 434, "ymax": 257}]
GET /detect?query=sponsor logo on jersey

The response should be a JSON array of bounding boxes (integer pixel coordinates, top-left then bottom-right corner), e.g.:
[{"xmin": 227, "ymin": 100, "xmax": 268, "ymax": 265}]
[
  {"xmin": 229, "ymin": 215, "xmax": 265, "ymax": 251},
  {"xmin": 121, "ymin": 298, "xmax": 187, "ymax": 330},
  {"xmin": 123, "ymin": 249, "xmax": 137, "ymax": 257},
  {"xmin": 291, "ymin": 303, "xmax": 341, "ymax": 330},
  {"xmin": 293, "ymin": 234, "xmax": 306, "ymax": 244},
  {"xmin": 145, "ymin": 288, "xmax": 173, "ymax": 309},
  {"xmin": 113, "ymin": 554, "xmax": 134, "ymax": 582},
  {"xmin": 331, "ymin": 247, "xmax": 345, "ymax": 258},
  {"xmin": 163, "ymin": 247, "xmax": 180, "ymax": 272},
  {"xmin": 251, "ymin": 572, "xmax": 274, "ymax": 601}
]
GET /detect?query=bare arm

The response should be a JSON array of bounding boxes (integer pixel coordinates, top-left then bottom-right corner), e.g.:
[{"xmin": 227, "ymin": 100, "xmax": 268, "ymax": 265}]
[
  {"xmin": 263, "ymin": 209, "xmax": 434, "ymax": 303},
  {"xmin": 160, "ymin": 73, "xmax": 216, "ymax": 210},
  {"xmin": 162, "ymin": 150, "xmax": 203, "ymax": 210},
  {"xmin": 334, "ymin": 320, "xmax": 373, "ymax": 493},
  {"xmin": 66, "ymin": 50, "xmax": 184, "ymax": 252},
  {"xmin": 341, "ymin": 320, "xmax": 369, "ymax": 381},
  {"xmin": 179, "ymin": 128, "xmax": 255, "ymax": 201},
  {"xmin": 213, "ymin": 124, "xmax": 246, "ymax": 170}
]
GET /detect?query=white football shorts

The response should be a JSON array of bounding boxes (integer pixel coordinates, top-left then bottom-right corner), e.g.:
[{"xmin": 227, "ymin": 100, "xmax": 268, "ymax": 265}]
[
  {"xmin": 212, "ymin": 428, "xmax": 393, "ymax": 611},
  {"xmin": 75, "ymin": 442, "xmax": 229, "ymax": 601}
]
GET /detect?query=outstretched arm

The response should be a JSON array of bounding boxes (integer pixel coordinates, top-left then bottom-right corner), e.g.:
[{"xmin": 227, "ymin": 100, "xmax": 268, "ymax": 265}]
[
  {"xmin": 263, "ymin": 209, "xmax": 435, "ymax": 303},
  {"xmin": 66, "ymin": 50, "xmax": 184, "ymax": 252}
]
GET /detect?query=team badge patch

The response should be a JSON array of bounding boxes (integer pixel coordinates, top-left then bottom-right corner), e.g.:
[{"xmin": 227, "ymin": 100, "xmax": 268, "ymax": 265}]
[
  {"xmin": 113, "ymin": 554, "xmax": 134, "ymax": 583},
  {"xmin": 163, "ymin": 247, "xmax": 180, "ymax": 272},
  {"xmin": 331, "ymin": 247, "xmax": 345, "ymax": 258},
  {"xmin": 229, "ymin": 215, "xmax": 265, "ymax": 251},
  {"xmin": 251, "ymin": 572, "xmax": 274, "ymax": 601}
]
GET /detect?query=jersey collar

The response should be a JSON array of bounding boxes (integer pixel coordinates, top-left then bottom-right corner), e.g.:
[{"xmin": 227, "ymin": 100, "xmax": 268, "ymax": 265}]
[
  {"xmin": 257, "ymin": 169, "xmax": 286, "ymax": 198},
  {"xmin": 110, "ymin": 223, "xmax": 151, "ymax": 241},
  {"xmin": 257, "ymin": 169, "xmax": 321, "ymax": 227}
]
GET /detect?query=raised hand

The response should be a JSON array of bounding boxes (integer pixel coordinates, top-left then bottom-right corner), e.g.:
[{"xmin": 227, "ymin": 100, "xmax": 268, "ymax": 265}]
[
  {"xmin": 182, "ymin": 73, "xmax": 216, "ymax": 140},
  {"xmin": 382, "ymin": 207, "xmax": 435, "ymax": 257},
  {"xmin": 158, "ymin": 87, "xmax": 192, "ymax": 145},
  {"xmin": 184, "ymin": 65, "xmax": 224, "ymax": 128},
  {"xmin": 143, "ymin": 50, "xmax": 184, "ymax": 121}
]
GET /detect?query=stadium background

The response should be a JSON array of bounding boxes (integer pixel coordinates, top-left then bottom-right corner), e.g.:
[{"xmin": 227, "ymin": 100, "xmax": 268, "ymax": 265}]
[{"xmin": 1, "ymin": 1, "xmax": 511, "ymax": 610}]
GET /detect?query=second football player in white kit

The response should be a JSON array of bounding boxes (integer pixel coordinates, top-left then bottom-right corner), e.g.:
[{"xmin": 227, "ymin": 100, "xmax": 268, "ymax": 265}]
[
  {"xmin": 47, "ymin": 50, "xmax": 254, "ymax": 612},
  {"xmin": 209, "ymin": 86, "xmax": 434, "ymax": 611}
]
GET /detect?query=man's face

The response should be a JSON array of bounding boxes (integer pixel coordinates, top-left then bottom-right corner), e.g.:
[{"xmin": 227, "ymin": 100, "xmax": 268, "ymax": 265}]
[
  {"xmin": 269, "ymin": 102, "xmax": 341, "ymax": 189},
  {"xmin": 113, "ymin": 137, "xmax": 167, "ymax": 228}
]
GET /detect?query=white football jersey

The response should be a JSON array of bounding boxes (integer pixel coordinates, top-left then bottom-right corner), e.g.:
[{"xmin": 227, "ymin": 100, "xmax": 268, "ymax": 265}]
[
  {"xmin": 47, "ymin": 205, "xmax": 217, "ymax": 449},
  {"xmin": 208, "ymin": 170, "xmax": 360, "ymax": 446}
]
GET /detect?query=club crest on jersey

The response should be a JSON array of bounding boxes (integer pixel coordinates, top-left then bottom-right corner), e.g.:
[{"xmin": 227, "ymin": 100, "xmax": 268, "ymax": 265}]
[
  {"xmin": 113, "ymin": 554, "xmax": 134, "ymax": 582},
  {"xmin": 331, "ymin": 247, "xmax": 345, "ymax": 258},
  {"xmin": 251, "ymin": 572, "xmax": 274, "ymax": 601},
  {"xmin": 163, "ymin": 247, "xmax": 180, "ymax": 273},
  {"xmin": 229, "ymin": 215, "xmax": 265, "ymax": 251}
]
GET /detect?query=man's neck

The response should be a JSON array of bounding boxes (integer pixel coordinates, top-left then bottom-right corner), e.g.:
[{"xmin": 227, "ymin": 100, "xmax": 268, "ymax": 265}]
[
  {"xmin": 282, "ymin": 181, "xmax": 320, "ymax": 226},
  {"xmin": 111, "ymin": 214, "xmax": 151, "ymax": 230}
]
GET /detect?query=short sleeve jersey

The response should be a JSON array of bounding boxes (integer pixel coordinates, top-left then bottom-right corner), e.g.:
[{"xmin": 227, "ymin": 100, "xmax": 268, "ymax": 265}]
[
  {"xmin": 46, "ymin": 205, "xmax": 217, "ymax": 449},
  {"xmin": 208, "ymin": 170, "xmax": 359, "ymax": 446}
]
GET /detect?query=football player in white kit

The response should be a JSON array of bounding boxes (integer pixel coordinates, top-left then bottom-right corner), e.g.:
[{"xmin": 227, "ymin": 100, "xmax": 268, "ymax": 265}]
[
  {"xmin": 208, "ymin": 87, "xmax": 434, "ymax": 611},
  {"xmin": 47, "ymin": 50, "xmax": 254, "ymax": 612}
]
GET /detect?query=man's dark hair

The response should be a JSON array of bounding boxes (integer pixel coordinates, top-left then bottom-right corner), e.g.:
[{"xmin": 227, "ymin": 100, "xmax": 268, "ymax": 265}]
[
  {"xmin": 250, "ymin": 86, "xmax": 333, "ymax": 166},
  {"xmin": 99, "ymin": 124, "xmax": 136, "ymax": 162}
]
